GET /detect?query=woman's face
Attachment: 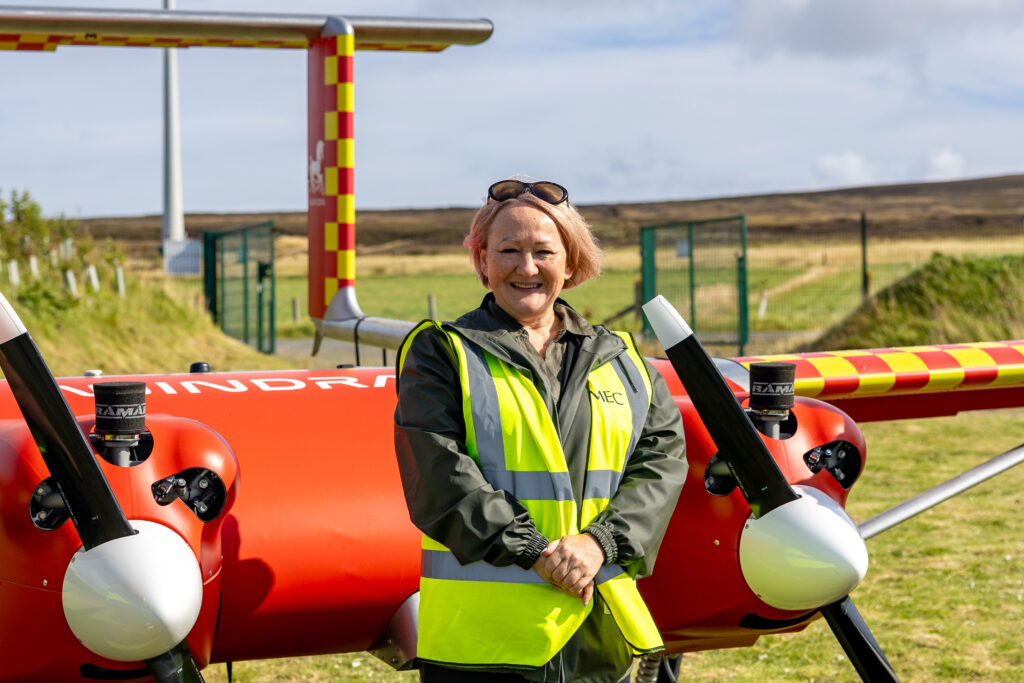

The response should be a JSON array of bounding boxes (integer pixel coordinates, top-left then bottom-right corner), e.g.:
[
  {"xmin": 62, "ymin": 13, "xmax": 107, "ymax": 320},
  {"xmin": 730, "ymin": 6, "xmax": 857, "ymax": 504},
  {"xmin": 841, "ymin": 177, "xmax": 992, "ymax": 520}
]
[{"xmin": 480, "ymin": 204, "xmax": 574, "ymax": 326}]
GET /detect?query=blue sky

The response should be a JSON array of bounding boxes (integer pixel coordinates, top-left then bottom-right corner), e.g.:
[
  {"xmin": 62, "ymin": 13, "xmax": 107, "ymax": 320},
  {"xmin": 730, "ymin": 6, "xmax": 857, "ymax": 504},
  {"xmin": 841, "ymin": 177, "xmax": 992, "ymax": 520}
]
[{"xmin": 1, "ymin": 0, "xmax": 1023, "ymax": 218}]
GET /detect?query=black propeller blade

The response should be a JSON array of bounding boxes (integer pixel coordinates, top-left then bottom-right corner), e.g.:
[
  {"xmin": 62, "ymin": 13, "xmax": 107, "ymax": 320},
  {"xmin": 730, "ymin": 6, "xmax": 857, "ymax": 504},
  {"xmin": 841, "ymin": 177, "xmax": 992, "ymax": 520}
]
[
  {"xmin": 146, "ymin": 641, "xmax": 206, "ymax": 683},
  {"xmin": 821, "ymin": 597, "xmax": 898, "ymax": 682},
  {"xmin": 642, "ymin": 296, "xmax": 899, "ymax": 682},
  {"xmin": 642, "ymin": 296, "xmax": 798, "ymax": 518},
  {"xmin": 0, "ymin": 307, "xmax": 134, "ymax": 549},
  {"xmin": 0, "ymin": 291, "xmax": 204, "ymax": 683}
]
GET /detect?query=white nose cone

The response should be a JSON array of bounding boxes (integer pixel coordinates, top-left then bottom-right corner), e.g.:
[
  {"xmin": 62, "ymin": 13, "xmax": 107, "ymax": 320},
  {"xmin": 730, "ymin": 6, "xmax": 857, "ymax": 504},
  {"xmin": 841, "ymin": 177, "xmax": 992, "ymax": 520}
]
[
  {"xmin": 63, "ymin": 520, "xmax": 203, "ymax": 662},
  {"xmin": 739, "ymin": 485, "xmax": 868, "ymax": 611}
]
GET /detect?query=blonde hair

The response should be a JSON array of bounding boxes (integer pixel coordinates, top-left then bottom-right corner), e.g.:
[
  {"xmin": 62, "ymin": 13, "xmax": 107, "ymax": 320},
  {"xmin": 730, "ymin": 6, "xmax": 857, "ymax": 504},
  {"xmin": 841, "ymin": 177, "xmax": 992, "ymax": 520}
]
[{"xmin": 463, "ymin": 192, "xmax": 602, "ymax": 289}]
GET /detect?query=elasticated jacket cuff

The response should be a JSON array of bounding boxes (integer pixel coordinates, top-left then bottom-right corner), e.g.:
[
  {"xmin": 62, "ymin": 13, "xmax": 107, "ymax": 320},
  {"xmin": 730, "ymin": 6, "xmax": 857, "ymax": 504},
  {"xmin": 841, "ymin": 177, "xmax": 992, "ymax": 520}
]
[
  {"xmin": 583, "ymin": 524, "xmax": 618, "ymax": 565},
  {"xmin": 515, "ymin": 532, "xmax": 550, "ymax": 570}
]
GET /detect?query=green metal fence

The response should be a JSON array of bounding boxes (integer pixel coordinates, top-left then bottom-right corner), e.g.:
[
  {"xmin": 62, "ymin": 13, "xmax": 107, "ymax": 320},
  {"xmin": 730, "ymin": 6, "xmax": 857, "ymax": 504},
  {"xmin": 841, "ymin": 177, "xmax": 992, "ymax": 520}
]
[
  {"xmin": 641, "ymin": 213, "xmax": 1022, "ymax": 355},
  {"xmin": 641, "ymin": 216, "xmax": 749, "ymax": 354},
  {"xmin": 202, "ymin": 221, "xmax": 275, "ymax": 354}
]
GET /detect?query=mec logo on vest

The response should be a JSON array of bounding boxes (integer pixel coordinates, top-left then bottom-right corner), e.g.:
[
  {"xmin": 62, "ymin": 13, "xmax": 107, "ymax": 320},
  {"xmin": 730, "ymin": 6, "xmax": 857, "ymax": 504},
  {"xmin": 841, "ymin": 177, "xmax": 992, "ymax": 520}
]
[{"xmin": 590, "ymin": 389, "xmax": 625, "ymax": 405}]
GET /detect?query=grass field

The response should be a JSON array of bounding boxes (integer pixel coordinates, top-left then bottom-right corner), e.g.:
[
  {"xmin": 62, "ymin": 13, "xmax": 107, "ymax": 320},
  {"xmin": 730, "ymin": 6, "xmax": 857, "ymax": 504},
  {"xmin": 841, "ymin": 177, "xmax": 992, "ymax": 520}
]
[
  {"xmin": 267, "ymin": 230, "xmax": 1020, "ymax": 359},
  {"xmin": 273, "ymin": 266, "xmax": 646, "ymax": 338},
  {"xmin": 201, "ymin": 409, "xmax": 1024, "ymax": 682}
]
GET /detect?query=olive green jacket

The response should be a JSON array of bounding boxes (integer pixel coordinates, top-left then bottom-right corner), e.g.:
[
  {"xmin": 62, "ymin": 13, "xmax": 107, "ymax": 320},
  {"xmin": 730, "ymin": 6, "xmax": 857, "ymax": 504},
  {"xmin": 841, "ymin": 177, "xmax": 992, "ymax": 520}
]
[{"xmin": 394, "ymin": 295, "xmax": 687, "ymax": 582}]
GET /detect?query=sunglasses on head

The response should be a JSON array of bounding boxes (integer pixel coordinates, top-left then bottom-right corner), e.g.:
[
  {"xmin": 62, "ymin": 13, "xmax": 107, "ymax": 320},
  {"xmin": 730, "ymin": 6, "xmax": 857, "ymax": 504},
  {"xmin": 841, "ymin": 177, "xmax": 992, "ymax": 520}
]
[{"xmin": 488, "ymin": 180, "xmax": 569, "ymax": 205}]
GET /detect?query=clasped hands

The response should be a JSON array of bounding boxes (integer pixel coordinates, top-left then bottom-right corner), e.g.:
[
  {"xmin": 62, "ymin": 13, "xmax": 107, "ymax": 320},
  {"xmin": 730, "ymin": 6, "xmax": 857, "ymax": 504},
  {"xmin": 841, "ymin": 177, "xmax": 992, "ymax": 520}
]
[{"xmin": 532, "ymin": 532, "xmax": 604, "ymax": 606}]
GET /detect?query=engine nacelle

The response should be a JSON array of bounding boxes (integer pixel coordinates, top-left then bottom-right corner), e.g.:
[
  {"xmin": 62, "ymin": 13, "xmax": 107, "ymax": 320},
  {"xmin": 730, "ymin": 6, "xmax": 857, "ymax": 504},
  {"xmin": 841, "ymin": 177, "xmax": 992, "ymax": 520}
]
[{"xmin": 0, "ymin": 414, "xmax": 238, "ymax": 681}]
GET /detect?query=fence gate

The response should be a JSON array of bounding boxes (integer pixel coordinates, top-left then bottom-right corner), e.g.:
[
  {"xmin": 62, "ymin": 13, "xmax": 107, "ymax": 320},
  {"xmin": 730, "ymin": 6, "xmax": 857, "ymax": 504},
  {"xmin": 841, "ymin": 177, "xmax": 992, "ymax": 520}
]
[
  {"xmin": 641, "ymin": 215, "xmax": 748, "ymax": 354},
  {"xmin": 203, "ymin": 221, "xmax": 275, "ymax": 354}
]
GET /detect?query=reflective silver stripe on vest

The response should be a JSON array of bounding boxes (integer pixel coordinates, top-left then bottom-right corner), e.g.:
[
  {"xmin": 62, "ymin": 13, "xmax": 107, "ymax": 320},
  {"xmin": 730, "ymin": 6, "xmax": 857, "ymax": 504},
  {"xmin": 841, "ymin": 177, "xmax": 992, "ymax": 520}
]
[
  {"xmin": 462, "ymin": 338, "xmax": 505, "ymax": 465},
  {"xmin": 582, "ymin": 469, "xmax": 624, "ymax": 501},
  {"xmin": 462, "ymin": 340, "xmax": 574, "ymax": 502},
  {"xmin": 613, "ymin": 355, "xmax": 650, "ymax": 463},
  {"xmin": 422, "ymin": 549, "xmax": 548, "ymax": 584},
  {"xmin": 595, "ymin": 564, "xmax": 626, "ymax": 584},
  {"xmin": 488, "ymin": 469, "xmax": 574, "ymax": 501},
  {"xmin": 423, "ymin": 549, "xmax": 627, "ymax": 585},
  {"xmin": 582, "ymin": 355, "xmax": 651, "ymax": 500}
]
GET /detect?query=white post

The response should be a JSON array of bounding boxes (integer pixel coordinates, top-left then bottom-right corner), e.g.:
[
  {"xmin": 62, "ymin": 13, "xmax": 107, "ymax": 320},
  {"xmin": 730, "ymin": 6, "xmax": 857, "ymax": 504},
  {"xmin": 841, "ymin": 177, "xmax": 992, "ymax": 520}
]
[
  {"xmin": 7, "ymin": 260, "xmax": 17, "ymax": 286},
  {"xmin": 162, "ymin": 0, "xmax": 186, "ymax": 273},
  {"xmin": 64, "ymin": 269, "xmax": 79, "ymax": 298},
  {"xmin": 28, "ymin": 254, "xmax": 39, "ymax": 279},
  {"xmin": 87, "ymin": 264, "xmax": 100, "ymax": 292},
  {"xmin": 115, "ymin": 265, "xmax": 126, "ymax": 297},
  {"xmin": 60, "ymin": 238, "xmax": 73, "ymax": 263}
]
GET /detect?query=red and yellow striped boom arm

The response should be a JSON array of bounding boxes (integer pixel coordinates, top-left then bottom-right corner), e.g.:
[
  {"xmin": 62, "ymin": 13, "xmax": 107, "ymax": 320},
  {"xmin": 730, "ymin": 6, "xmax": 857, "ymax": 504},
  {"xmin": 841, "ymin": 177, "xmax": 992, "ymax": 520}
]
[
  {"xmin": 739, "ymin": 341, "xmax": 1024, "ymax": 422},
  {"xmin": 0, "ymin": 8, "xmax": 492, "ymax": 52}
]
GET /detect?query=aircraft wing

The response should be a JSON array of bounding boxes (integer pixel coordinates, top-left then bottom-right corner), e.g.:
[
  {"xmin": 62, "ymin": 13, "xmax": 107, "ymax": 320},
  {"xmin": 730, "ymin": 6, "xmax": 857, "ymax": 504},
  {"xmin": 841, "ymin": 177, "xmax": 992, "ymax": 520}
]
[
  {"xmin": 737, "ymin": 341, "xmax": 1024, "ymax": 422},
  {"xmin": 0, "ymin": 6, "xmax": 492, "ymax": 52}
]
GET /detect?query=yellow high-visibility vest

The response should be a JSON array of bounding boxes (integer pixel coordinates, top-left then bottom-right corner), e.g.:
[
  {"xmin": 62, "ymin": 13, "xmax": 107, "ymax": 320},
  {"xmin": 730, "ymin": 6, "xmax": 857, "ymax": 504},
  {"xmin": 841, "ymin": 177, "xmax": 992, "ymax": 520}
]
[{"xmin": 398, "ymin": 322, "xmax": 664, "ymax": 667}]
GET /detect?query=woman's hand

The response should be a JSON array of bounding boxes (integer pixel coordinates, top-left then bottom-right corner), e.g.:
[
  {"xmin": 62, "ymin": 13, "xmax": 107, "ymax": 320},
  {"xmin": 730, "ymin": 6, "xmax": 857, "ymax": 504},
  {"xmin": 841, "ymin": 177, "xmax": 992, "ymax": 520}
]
[{"xmin": 533, "ymin": 533, "xmax": 605, "ymax": 605}]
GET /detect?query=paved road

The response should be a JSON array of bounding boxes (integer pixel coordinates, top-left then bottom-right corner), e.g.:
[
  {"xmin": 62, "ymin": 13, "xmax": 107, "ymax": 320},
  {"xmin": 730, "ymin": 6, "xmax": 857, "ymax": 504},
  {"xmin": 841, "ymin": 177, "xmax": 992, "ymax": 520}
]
[{"xmin": 274, "ymin": 337, "xmax": 396, "ymax": 369}]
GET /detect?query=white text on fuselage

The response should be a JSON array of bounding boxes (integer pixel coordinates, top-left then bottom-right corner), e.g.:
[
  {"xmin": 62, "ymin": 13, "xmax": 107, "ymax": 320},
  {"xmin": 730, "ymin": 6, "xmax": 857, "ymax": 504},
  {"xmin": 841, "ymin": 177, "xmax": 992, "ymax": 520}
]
[{"xmin": 57, "ymin": 373, "xmax": 396, "ymax": 397}]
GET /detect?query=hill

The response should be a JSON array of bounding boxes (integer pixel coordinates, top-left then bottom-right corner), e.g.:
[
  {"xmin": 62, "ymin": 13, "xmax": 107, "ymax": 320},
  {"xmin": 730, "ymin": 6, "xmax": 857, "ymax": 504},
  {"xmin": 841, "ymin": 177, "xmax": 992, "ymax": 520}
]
[
  {"xmin": 79, "ymin": 174, "xmax": 1024, "ymax": 254},
  {"xmin": 13, "ymin": 278, "xmax": 291, "ymax": 377},
  {"xmin": 804, "ymin": 253, "xmax": 1024, "ymax": 351}
]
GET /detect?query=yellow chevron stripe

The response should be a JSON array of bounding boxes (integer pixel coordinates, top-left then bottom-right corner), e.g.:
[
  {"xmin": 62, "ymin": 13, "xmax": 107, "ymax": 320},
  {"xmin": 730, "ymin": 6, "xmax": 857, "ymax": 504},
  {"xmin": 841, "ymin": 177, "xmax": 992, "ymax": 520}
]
[
  {"xmin": 325, "ymin": 167, "xmax": 338, "ymax": 197},
  {"xmin": 946, "ymin": 347, "xmax": 996, "ymax": 370},
  {"xmin": 337, "ymin": 193, "xmax": 355, "ymax": 225},
  {"xmin": 337, "ymin": 249, "xmax": 355, "ymax": 280},
  {"xmin": 804, "ymin": 355, "xmax": 857, "ymax": 395},
  {"xmin": 324, "ymin": 111, "xmax": 338, "ymax": 141},
  {"xmin": 337, "ymin": 138, "xmax": 354, "ymax": 167},
  {"xmin": 336, "ymin": 82, "xmax": 354, "ymax": 113},
  {"xmin": 324, "ymin": 222, "xmax": 338, "ymax": 251},
  {"xmin": 324, "ymin": 278, "xmax": 339, "ymax": 307},
  {"xmin": 824, "ymin": 350, "xmax": 893, "ymax": 396},
  {"xmin": 339, "ymin": 33, "xmax": 355, "ymax": 56},
  {"xmin": 954, "ymin": 344, "xmax": 1024, "ymax": 387},
  {"xmin": 324, "ymin": 55, "xmax": 338, "ymax": 85}
]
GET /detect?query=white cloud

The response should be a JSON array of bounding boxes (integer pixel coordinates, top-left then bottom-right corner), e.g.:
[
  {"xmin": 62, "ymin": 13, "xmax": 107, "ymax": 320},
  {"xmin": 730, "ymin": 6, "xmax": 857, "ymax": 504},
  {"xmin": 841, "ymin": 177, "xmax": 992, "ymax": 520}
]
[
  {"xmin": 814, "ymin": 152, "xmax": 874, "ymax": 187},
  {"xmin": 736, "ymin": 0, "xmax": 1024, "ymax": 58},
  {"xmin": 926, "ymin": 148, "xmax": 967, "ymax": 180}
]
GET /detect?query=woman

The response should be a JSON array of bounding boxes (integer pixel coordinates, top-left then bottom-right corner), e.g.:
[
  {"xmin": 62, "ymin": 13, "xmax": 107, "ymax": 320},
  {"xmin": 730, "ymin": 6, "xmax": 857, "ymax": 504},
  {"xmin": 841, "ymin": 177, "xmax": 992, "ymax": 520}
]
[{"xmin": 394, "ymin": 179, "xmax": 687, "ymax": 682}]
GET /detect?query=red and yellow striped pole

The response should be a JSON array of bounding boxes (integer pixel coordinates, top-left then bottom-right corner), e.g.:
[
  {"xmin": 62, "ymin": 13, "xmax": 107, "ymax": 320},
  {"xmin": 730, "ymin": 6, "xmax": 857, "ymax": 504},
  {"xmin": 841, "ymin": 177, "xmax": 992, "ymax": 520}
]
[{"xmin": 307, "ymin": 19, "xmax": 355, "ymax": 322}]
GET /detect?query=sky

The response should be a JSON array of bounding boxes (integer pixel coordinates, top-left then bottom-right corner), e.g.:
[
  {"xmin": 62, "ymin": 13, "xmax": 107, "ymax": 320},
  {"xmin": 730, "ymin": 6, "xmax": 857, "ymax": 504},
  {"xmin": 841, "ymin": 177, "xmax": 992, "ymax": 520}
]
[{"xmin": 1, "ymin": 0, "xmax": 1023, "ymax": 218}]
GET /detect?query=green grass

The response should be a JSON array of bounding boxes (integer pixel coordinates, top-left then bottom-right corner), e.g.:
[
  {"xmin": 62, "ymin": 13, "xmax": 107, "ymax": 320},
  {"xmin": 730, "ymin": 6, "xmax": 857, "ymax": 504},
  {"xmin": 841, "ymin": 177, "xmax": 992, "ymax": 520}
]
[
  {"xmin": 202, "ymin": 409, "xmax": 1024, "ymax": 681},
  {"xmin": 8, "ymin": 274, "xmax": 291, "ymax": 376},
  {"xmin": 807, "ymin": 253, "xmax": 1024, "ymax": 350},
  {"xmin": 747, "ymin": 262, "xmax": 912, "ymax": 333},
  {"xmin": 257, "ymin": 239, "xmax": 1023, "ymax": 354},
  {"xmin": 274, "ymin": 269, "xmax": 647, "ymax": 338}
]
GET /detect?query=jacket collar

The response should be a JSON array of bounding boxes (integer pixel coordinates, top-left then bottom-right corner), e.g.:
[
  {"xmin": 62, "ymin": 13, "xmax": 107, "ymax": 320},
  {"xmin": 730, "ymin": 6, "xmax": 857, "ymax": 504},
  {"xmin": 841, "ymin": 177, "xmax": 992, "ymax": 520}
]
[{"xmin": 443, "ymin": 293, "xmax": 627, "ymax": 371}]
